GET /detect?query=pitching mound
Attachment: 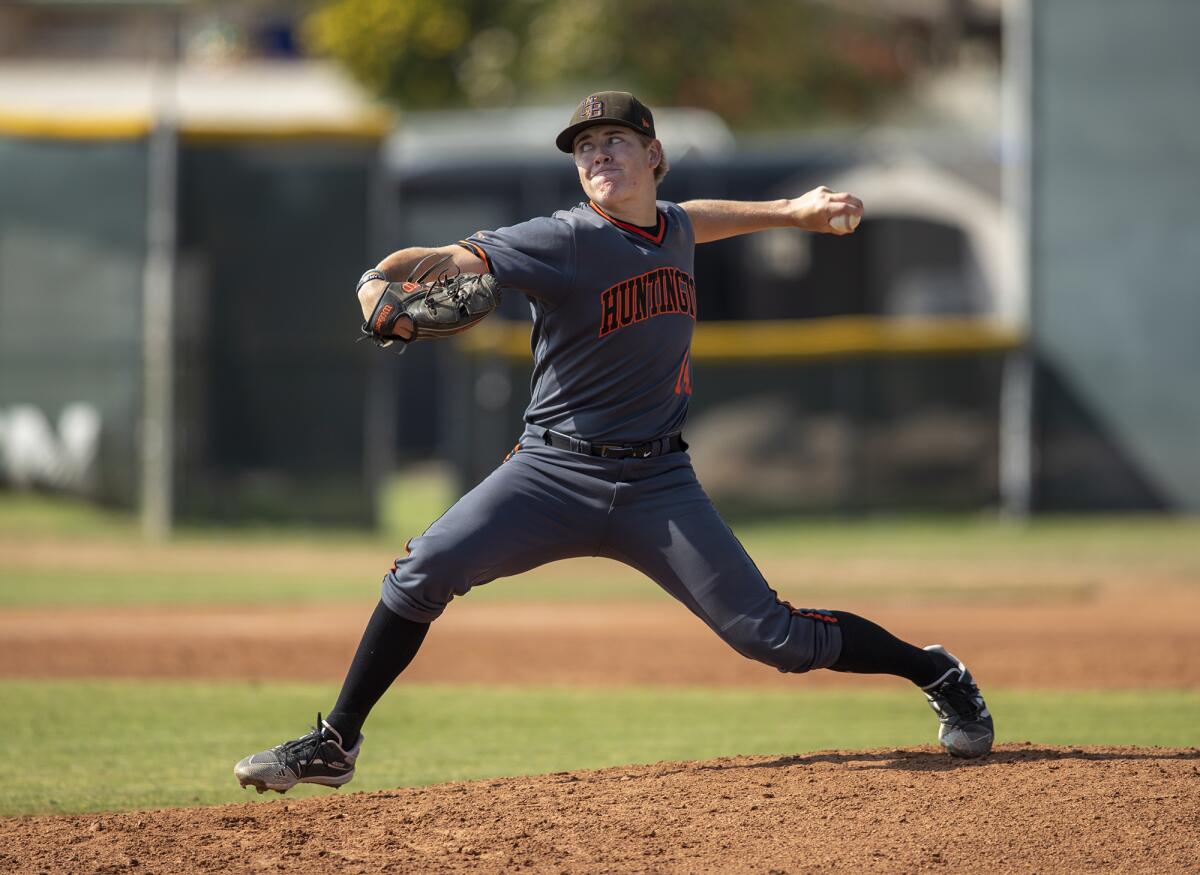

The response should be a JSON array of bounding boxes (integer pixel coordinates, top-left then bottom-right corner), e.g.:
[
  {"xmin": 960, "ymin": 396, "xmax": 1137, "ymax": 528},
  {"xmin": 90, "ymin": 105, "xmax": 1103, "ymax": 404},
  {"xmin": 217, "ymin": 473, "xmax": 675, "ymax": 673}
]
[{"xmin": 4, "ymin": 745, "xmax": 1197, "ymax": 873}]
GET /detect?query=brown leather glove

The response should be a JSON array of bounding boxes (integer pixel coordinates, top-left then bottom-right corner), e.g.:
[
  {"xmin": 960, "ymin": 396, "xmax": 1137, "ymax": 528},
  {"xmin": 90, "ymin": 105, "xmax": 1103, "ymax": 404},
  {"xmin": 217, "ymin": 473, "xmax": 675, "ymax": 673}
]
[{"xmin": 358, "ymin": 254, "xmax": 500, "ymax": 351}]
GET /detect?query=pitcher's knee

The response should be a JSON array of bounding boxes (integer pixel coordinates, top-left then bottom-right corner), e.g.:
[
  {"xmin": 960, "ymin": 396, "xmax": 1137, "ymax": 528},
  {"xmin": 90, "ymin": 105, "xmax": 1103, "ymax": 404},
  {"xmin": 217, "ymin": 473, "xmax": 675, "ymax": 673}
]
[
  {"xmin": 380, "ymin": 546, "xmax": 475, "ymax": 624},
  {"xmin": 721, "ymin": 611, "xmax": 843, "ymax": 674},
  {"xmin": 724, "ymin": 627, "xmax": 809, "ymax": 673}
]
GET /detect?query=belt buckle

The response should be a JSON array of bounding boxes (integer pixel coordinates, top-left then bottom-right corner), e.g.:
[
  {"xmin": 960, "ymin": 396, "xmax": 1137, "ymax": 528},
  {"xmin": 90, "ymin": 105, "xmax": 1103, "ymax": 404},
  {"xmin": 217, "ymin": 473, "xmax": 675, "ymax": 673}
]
[{"xmin": 599, "ymin": 444, "xmax": 632, "ymax": 459}]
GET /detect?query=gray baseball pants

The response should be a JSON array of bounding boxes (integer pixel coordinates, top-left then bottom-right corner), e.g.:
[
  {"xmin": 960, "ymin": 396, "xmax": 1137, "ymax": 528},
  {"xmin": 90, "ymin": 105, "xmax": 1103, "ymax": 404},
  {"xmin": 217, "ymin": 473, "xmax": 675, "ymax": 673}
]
[{"xmin": 382, "ymin": 427, "xmax": 842, "ymax": 674}]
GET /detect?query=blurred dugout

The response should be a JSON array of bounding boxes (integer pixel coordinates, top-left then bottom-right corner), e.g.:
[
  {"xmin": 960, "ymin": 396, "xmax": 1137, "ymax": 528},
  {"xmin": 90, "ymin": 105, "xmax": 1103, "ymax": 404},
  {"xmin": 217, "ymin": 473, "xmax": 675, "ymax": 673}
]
[
  {"xmin": 6, "ymin": 0, "xmax": 1200, "ymax": 523},
  {"xmin": 0, "ymin": 74, "xmax": 386, "ymax": 526},
  {"xmin": 390, "ymin": 133, "xmax": 1024, "ymax": 514},
  {"xmin": 1, "ymin": 104, "xmax": 1025, "ymax": 522}
]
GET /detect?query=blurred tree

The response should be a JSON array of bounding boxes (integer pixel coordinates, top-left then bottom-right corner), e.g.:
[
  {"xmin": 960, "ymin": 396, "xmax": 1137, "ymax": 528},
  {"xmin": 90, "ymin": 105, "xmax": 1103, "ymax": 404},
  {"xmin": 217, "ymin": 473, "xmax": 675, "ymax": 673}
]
[
  {"xmin": 302, "ymin": 0, "xmax": 542, "ymax": 109},
  {"xmin": 303, "ymin": 0, "xmax": 913, "ymax": 127}
]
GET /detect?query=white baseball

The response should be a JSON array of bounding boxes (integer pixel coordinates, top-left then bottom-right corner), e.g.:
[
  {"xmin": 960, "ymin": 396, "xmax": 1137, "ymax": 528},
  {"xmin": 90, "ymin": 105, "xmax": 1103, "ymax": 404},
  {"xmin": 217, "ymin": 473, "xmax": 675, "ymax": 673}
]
[{"xmin": 830, "ymin": 213, "xmax": 861, "ymax": 233}]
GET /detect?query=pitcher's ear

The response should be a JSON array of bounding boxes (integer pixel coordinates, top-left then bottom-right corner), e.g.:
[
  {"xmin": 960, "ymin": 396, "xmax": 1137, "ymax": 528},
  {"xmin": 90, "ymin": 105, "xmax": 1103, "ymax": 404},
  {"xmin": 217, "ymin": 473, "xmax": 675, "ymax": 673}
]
[{"xmin": 647, "ymin": 138, "xmax": 663, "ymax": 169}]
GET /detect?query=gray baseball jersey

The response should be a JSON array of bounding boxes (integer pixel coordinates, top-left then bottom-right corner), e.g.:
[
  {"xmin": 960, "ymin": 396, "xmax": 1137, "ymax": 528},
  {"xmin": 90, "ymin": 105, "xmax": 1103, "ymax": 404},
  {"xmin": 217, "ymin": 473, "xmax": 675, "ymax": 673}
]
[
  {"xmin": 458, "ymin": 200, "xmax": 696, "ymax": 443},
  {"xmin": 383, "ymin": 199, "xmax": 842, "ymax": 674}
]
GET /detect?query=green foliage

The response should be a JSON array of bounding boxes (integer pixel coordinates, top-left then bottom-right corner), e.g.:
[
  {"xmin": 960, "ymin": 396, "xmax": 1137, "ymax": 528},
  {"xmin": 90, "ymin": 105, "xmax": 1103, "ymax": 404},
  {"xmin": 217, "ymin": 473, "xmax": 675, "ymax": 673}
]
[
  {"xmin": 302, "ymin": 0, "xmax": 912, "ymax": 127},
  {"xmin": 524, "ymin": 0, "xmax": 909, "ymax": 128},
  {"xmin": 303, "ymin": 0, "xmax": 541, "ymax": 109},
  {"xmin": 5, "ymin": 680, "xmax": 1197, "ymax": 814}
]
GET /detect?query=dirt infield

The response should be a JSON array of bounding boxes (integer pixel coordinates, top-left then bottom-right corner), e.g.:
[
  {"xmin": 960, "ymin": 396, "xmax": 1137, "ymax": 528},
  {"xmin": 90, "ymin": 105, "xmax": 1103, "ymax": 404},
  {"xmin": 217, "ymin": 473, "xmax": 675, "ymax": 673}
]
[
  {"xmin": 4, "ymin": 527, "xmax": 1199, "ymax": 871},
  {"xmin": 4, "ymin": 520, "xmax": 1200, "ymax": 689},
  {"xmin": 4, "ymin": 745, "xmax": 1197, "ymax": 874},
  {"xmin": 2, "ymin": 586, "xmax": 1199, "ymax": 688}
]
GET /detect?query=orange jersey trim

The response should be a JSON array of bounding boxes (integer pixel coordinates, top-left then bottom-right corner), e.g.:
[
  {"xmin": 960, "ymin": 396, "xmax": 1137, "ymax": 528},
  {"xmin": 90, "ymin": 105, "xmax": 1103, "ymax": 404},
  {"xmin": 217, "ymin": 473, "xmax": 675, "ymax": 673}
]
[
  {"xmin": 588, "ymin": 201, "xmax": 666, "ymax": 245},
  {"xmin": 457, "ymin": 239, "xmax": 493, "ymax": 274},
  {"xmin": 794, "ymin": 609, "xmax": 838, "ymax": 623},
  {"xmin": 769, "ymin": 585, "xmax": 838, "ymax": 623},
  {"xmin": 389, "ymin": 538, "xmax": 414, "ymax": 574}
]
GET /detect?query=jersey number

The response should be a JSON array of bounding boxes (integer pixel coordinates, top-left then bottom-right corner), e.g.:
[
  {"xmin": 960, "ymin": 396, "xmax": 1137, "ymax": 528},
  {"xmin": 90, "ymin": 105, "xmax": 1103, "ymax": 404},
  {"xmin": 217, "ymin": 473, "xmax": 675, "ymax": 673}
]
[{"xmin": 674, "ymin": 350, "xmax": 693, "ymax": 396}]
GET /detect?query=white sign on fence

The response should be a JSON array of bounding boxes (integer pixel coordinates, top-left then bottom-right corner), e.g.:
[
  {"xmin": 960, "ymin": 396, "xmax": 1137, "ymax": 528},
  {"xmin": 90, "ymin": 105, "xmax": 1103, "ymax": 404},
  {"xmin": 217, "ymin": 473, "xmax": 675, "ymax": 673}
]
[{"xmin": 0, "ymin": 404, "xmax": 101, "ymax": 492}]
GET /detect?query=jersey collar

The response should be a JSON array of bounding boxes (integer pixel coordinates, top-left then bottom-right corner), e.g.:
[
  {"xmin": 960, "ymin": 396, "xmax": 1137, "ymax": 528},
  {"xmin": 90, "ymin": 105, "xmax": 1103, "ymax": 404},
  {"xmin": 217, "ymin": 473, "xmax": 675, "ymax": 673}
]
[{"xmin": 588, "ymin": 201, "xmax": 667, "ymax": 246}]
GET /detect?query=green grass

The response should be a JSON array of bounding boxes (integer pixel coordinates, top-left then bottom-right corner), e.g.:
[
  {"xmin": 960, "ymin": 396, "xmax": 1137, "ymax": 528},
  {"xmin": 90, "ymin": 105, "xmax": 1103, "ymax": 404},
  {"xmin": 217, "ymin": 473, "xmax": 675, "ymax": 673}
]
[
  {"xmin": 1, "ymin": 681, "xmax": 1196, "ymax": 816},
  {"xmin": 0, "ymin": 568, "xmax": 1106, "ymax": 609},
  {"xmin": 0, "ymin": 567, "xmax": 672, "ymax": 608},
  {"xmin": 737, "ymin": 513, "xmax": 1200, "ymax": 565},
  {"xmin": 0, "ymin": 493, "xmax": 139, "ymax": 538},
  {"xmin": 5, "ymin": 491, "xmax": 1200, "ymax": 568},
  {"xmin": 0, "ymin": 569, "xmax": 379, "ymax": 607},
  {"xmin": 2, "ymin": 491, "xmax": 1198, "ymax": 609}
]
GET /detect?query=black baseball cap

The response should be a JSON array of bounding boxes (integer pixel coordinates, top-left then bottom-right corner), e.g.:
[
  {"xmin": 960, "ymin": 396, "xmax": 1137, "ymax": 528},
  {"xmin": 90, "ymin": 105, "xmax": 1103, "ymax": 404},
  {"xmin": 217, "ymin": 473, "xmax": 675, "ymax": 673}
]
[{"xmin": 555, "ymin": 91, "xmax": 656, "ymax": 153}]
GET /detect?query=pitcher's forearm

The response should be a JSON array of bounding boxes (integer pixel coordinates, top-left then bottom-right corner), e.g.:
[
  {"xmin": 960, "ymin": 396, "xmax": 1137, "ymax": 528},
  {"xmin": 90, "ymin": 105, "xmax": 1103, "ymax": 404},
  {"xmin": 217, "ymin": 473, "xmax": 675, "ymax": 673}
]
[
  {"xmin": 375, "ymin": 244, "xmax": 489, "ymax": 281},
  {"xmin": 375, "ymin": 247, "xmax": 449, "ymax": 281},
  {"xmin": 682, "ymin": 188, "xmax": 864, "ymax": 244},
  {"xmin": 680, "ymin": 199, "xmax": 794, "ymax": 243}
]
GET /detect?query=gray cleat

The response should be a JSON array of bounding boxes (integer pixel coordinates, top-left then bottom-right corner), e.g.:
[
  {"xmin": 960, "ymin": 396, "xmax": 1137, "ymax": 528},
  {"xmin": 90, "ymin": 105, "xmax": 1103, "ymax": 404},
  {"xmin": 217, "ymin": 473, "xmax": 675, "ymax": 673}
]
[
  {"xmin": 234, "ymin": 713, "xmax": 361, "ymax": 794},
  {"xmin": 921, "ymin": 645, "xmax": 994, "ymax": 758}
]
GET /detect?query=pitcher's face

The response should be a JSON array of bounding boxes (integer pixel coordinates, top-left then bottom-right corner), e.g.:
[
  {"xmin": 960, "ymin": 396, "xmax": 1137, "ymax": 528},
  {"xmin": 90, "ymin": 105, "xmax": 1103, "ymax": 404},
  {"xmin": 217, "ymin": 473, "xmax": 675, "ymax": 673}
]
[{"xmin": 573, "ymin": 127, "xmax": 661, "ymax": 211}]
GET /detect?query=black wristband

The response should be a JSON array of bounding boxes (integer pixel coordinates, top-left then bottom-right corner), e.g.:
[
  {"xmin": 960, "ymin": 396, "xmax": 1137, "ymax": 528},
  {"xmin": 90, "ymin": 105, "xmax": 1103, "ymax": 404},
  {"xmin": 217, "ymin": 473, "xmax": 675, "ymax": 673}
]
[{"xmin": 356, "ymin": 269, "xmax": 388, "ymax": 291}]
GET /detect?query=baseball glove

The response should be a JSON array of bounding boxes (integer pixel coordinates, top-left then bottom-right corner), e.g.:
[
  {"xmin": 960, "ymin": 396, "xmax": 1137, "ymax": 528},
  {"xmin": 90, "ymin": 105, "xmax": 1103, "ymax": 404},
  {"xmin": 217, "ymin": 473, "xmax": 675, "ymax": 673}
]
[{"xmin": 358, "ymin": 253, "xmax": 501, "ymax": 351}]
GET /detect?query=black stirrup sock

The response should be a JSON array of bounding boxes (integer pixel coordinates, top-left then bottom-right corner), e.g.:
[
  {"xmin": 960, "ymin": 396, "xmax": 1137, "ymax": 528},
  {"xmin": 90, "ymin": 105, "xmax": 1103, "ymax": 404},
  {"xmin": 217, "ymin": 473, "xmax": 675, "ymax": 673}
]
[
  {"xmin": 827, "ymin": 610, "xmax": 949, "ymax": 687},
  {"xmin": 326, "ymin": 600, "xmax": 430, "ymax": 746}
]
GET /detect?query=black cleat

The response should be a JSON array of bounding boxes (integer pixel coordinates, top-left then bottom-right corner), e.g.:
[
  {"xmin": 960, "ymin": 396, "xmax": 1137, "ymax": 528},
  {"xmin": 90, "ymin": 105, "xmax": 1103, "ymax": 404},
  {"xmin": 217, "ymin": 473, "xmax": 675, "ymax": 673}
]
[
  {"xmin": 921, "ymin": 645, "xmax": 994, "ymax": 758},
  {"xmin": 234, "ymin": 713, "xmax": 361, "ymax": 794}
]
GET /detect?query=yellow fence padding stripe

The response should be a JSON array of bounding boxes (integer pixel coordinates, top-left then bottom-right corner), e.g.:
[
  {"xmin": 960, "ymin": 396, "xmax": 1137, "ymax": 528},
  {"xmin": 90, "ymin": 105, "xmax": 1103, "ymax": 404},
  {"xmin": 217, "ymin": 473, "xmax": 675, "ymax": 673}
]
[
  {"xmin": 459, "ymin": 316, "xmax": 1026, "ymax": 362},
  {"xmin": 180, "ymin": 118, "xmax": 391, "ymax": 144},
  {"xmin": 0, "ymin": 111, "xmax": 152, "ymax": 140},
  {"xmin": 690, "ymin": 317, "xmax": 1025, "ymax": 361},
  {"xmin": 0, "ymin": 111, "xmax": 390, "ymax": 143}
]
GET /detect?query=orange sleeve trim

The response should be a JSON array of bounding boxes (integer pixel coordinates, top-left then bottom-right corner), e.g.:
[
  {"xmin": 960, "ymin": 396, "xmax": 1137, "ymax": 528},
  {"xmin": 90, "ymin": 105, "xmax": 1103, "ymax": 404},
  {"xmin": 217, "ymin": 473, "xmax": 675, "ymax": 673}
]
[{"xmin": 456, "ymin": 239, "xmax": 493, "ymax": 274}]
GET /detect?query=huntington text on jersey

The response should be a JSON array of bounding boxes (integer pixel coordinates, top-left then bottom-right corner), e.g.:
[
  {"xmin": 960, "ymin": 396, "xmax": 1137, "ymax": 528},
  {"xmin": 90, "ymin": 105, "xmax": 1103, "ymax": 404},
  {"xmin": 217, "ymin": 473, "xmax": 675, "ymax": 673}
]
[{"xmin": 597, "ymin": 267, "xmax": 698, "ymax": 338}]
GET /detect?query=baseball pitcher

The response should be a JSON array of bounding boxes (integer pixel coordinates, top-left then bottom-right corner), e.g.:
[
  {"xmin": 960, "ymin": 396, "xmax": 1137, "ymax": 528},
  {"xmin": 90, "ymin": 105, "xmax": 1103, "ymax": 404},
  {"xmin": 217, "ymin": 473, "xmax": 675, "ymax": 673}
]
[{"xmin": 234, "ymin": 91, "xmax": 992, "ymax": 795}]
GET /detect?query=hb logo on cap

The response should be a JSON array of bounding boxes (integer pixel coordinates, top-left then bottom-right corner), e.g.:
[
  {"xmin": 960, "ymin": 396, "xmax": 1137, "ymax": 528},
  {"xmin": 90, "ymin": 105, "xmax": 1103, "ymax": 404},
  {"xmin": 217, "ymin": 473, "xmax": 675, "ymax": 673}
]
[{"xmin": 582, "ymin": 95, "xmax": 605, "ymax": 119}]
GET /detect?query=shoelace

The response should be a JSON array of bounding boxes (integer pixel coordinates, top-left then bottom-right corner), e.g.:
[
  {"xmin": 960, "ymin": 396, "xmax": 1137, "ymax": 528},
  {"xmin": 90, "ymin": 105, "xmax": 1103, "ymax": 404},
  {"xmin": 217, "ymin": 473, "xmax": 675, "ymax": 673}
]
[
  {"xmin": 930, "ymin": 675, "xmax": 985, "ymax": 723},
  {"xmin": 274, "ymin": 712, "xmax": 333, "ymax": 774}
]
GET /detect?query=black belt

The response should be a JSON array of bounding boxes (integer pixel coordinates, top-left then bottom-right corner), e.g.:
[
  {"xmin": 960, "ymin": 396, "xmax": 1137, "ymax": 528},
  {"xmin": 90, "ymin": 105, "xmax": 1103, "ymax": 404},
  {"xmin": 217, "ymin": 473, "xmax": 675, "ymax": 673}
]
[{"xmin": 541, "ymin": 429, "xmax": 685, "ymax": 459}]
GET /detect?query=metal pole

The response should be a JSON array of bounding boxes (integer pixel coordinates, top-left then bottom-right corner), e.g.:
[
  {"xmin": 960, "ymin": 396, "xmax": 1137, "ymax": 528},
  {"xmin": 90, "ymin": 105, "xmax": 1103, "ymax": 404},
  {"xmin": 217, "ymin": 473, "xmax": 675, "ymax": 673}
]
[
  {"xmin": 998, "ymin": 0, "xmax": 1034, "ymax": 517},
  {"xmin": 140, "ymin": 13, "xmax": 178, "ymax": 539},
  {"xmin": 363, "ymin": 145, "xmax": 399, "ymax": 525}
]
